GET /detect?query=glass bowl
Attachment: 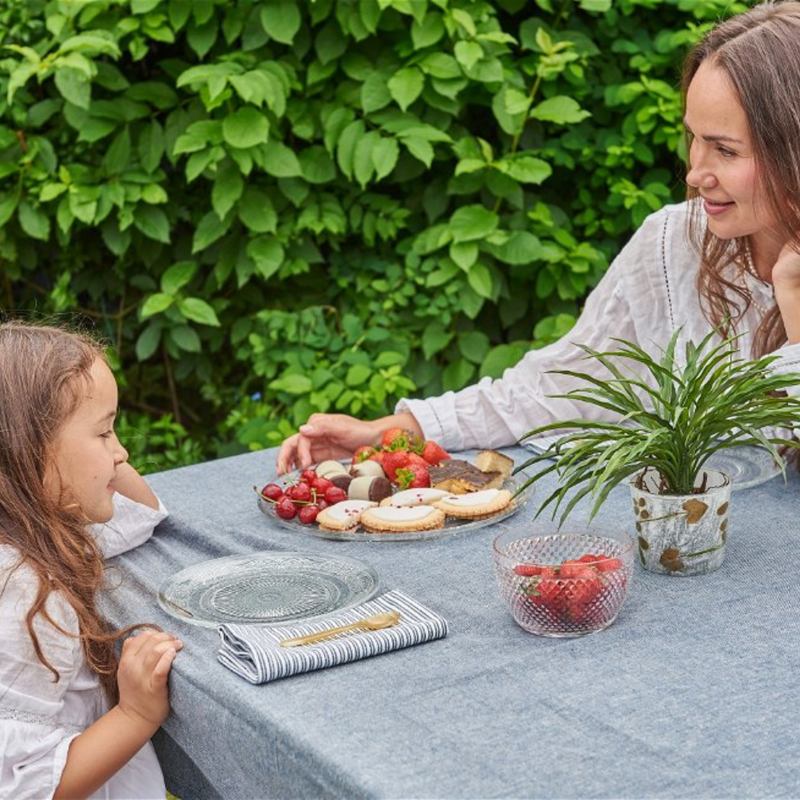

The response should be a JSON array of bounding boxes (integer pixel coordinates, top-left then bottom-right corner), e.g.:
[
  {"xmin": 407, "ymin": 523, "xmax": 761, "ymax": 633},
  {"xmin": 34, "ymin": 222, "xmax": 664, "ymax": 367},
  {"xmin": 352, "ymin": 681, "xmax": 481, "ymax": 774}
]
[{"xmin": 492, "ymin": 525, "xmax": 635, "ymax": 638}]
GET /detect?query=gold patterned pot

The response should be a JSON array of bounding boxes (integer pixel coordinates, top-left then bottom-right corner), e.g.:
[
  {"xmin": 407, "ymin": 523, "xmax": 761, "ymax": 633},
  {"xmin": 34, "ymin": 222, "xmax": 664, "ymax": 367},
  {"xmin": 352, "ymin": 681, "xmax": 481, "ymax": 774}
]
[{"xmin": 630, "ymin": 467, "xmax": 731, "ymax": 576}]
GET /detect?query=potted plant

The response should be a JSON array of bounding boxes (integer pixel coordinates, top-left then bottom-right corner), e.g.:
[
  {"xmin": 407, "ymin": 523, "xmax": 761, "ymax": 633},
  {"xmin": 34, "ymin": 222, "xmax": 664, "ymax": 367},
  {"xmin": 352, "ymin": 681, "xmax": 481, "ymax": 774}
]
[{"xmin": 516, "ymin": 328, "xmax": 800, "ymax": 576}]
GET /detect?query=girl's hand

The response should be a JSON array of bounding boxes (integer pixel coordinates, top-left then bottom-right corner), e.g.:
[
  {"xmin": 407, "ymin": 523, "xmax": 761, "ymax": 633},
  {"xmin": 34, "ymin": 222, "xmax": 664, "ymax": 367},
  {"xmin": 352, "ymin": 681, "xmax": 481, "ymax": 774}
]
[{"xmin": 117, "ymin": 630, "xmax": 183, "ymax": 728}]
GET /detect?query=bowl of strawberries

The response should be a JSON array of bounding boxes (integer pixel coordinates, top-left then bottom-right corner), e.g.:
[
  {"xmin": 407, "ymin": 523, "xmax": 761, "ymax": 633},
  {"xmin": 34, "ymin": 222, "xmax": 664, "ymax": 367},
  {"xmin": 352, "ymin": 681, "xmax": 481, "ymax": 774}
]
[{"xmin": 492, "ymin": 525, "xmax": 634, "ymax": 638}]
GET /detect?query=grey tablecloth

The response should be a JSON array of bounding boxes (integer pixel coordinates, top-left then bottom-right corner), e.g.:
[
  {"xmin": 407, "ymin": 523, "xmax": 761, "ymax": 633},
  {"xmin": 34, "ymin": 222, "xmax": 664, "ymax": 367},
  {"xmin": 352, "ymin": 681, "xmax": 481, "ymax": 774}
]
[{"xmin": 102, "ymin": 446, "xmax": 800, "ymax": 799}]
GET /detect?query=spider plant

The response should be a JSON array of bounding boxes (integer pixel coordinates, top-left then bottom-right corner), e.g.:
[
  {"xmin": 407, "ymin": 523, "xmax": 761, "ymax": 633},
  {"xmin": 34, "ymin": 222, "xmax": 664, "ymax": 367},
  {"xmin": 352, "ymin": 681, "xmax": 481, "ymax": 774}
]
[{"xmin": 516, "ymin": 327, "xmax": 800, "ymax": 525}]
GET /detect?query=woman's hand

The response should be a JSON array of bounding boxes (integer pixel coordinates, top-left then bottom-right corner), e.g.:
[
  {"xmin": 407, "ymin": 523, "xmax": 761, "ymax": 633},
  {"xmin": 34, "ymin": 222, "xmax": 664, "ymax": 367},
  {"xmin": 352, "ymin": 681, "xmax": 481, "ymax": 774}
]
[
  {"xmin": 276, "ymin": 412, "xmax": 423, "ymax": 474},
  {"xmin": 772, "ymin": 241, "xmax": 800, "ymax": 344},
  {"xmin": 117, "ymin": 630, "xmax": 183, "ymax": 728}
]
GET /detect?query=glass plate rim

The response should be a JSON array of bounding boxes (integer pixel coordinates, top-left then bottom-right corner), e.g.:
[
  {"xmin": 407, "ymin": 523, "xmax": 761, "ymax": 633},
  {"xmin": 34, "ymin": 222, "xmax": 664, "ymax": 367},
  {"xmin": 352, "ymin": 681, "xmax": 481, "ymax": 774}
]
[
  {"xmin": 704, "ymin": 444, "xmax": 781, "ymax": 491},
  {"xmin": 157, "ymin": 550, "xmax": 380, "ymax": 627}
]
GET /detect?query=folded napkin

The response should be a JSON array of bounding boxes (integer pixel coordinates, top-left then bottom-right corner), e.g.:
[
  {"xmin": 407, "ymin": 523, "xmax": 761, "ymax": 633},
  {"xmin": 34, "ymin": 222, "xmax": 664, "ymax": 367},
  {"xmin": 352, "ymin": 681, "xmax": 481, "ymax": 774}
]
[
  {"xmin": 523, "ymin": 432, "xmax": 574, "ymax": 454},
  {"xmin": 217, "ymin": 590, "xmax": 447, "ymax": 684}
]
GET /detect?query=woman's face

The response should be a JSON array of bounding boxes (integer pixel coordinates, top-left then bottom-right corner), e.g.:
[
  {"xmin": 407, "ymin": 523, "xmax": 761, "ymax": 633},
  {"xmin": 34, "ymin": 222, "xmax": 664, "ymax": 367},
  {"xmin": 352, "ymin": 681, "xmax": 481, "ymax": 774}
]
[{"xmin": 685, "ymin": 60, "xmax": 780, "ymax": 266}]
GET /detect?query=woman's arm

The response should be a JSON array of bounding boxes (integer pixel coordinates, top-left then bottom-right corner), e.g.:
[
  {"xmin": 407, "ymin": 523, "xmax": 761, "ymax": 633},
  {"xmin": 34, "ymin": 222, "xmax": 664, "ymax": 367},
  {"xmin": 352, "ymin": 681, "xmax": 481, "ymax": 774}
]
[{"xmin": 111, "ymin": 462, "xmax": 159, "ymax": 509}]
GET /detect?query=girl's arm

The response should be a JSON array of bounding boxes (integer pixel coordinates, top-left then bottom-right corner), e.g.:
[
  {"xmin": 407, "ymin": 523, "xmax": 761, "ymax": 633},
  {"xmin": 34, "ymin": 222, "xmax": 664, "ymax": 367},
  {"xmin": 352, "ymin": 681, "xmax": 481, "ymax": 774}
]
[{"xmin": 53, "ymin": 630, "xmax": 182, "ymax": 799}]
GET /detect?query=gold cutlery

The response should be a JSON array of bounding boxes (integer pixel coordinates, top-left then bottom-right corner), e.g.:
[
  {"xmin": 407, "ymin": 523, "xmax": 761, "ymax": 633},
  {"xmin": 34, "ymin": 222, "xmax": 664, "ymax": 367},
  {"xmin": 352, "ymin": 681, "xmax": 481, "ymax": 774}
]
[{"xmin": 279, "ymin": 610, "xmax": 401, "ymax": 647}]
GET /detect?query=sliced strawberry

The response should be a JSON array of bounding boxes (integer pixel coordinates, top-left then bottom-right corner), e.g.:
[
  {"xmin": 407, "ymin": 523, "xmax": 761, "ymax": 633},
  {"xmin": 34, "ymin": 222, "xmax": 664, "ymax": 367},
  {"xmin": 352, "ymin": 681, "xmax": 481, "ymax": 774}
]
[{"xmin": 421, "ymin": 440, "xmax": 451, "ymax": 466}]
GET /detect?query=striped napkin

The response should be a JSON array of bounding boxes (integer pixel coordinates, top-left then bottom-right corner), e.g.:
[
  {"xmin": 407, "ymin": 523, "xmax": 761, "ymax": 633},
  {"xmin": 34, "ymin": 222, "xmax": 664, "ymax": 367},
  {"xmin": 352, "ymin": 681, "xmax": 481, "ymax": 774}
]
[
  {"xmin": 523, "ymin": 432, "xmax": 574, "ymax": 454},
  {"xmin": 217, "ymin": 590, "xmax": 447, "ymax": 684}
]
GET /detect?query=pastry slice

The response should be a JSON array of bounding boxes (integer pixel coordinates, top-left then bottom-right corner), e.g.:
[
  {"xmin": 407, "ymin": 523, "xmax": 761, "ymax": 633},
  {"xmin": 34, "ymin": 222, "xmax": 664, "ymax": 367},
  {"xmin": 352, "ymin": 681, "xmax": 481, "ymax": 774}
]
[
  {"xmin": 428, "ymin": 459, "xmax": 502, "ymax": 494},
  {"xmin": 474, "ymin": 450, "xmax": 514, "ymax": 481}
]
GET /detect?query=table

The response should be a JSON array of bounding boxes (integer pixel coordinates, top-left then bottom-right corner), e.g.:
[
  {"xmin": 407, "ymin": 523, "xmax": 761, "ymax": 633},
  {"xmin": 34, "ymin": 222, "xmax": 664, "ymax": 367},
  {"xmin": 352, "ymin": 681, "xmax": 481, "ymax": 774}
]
[{"xmin": 102, "ymin": 446, "xmax": 800, "ymax": 799}]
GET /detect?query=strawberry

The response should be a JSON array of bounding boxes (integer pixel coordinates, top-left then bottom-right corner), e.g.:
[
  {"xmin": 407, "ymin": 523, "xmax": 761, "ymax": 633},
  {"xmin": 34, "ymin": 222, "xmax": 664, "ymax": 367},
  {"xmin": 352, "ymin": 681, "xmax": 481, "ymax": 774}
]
[
  {"xmin": 421, "ymin": 440, "xmax": 451, "ymax": 466},
  {"xmin": 352, "ymin": 445, "xmax": 377, "ymax": 464},
  {"xmin": 369, "ymin": 450, "xmax": 385, "ymax": 465},
  {"xmin": 395, "ymin": 461, "xmax": 430, "ymax": 490},
  {"xmin": 513, "ymin": 564, "xmax": 542, "ymax": 577},
  {"xmin": 381, "ymin": 427, "xmax": 410, "ymax": 449},
  {"xmin": 382, "ymin": 450, "xmax": 411, "ymax": 482},
  {"xmin": 559, "ymin": 561, "xmax": 599, "ymax": 580},
  {"xmin": 595, "ymin": 556, "xmax": 623, "ymax": 573}
]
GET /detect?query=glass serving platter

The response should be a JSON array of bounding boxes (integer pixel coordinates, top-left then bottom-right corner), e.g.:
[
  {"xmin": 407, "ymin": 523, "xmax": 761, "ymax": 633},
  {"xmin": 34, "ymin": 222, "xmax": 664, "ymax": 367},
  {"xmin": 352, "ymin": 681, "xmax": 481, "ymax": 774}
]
[
  {"xmin": 704, "ymin": 445, "xmax": 781, "ymax": 491},
  {"xmin": 258, "ymin": 474, "xmax": 534, "ymax": 542},
  {"xmin": 157, "ymin": 551, "xmax": 379, "ymax": 627}
]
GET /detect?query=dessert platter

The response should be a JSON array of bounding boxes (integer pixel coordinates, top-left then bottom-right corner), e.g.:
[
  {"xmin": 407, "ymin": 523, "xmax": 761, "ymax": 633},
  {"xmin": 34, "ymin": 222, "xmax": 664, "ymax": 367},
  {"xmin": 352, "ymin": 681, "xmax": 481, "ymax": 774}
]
[{"xmin": 257, "ymin": 431, "xmax": 532, "ymax": 542}]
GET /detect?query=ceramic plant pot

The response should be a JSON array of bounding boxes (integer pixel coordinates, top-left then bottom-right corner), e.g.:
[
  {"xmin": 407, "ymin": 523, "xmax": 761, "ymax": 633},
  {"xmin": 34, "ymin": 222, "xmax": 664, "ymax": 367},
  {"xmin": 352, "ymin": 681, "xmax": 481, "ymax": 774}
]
[{"xmin": 630, "ymin": 467, "xmax": 731, "ymax": 576}]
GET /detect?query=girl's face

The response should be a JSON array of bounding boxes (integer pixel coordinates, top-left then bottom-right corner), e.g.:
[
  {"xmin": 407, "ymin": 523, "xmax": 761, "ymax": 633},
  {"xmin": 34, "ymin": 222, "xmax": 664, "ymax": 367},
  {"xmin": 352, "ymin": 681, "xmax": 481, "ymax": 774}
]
[
  {"xmin": 50, "ymin": 358, "xmax": 128, "ymax": 523},
  {"xmin": 685, "ymin": 60, "xmax": 781, "ymax": 268}
]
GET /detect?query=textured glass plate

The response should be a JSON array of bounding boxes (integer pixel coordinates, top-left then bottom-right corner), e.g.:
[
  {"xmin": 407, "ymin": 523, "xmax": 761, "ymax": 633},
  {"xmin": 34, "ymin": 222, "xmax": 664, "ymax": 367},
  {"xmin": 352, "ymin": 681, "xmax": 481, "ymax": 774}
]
[
  {"xmin": 158, "ymin": 552, "xmax": 379, "ymax": 627},
  {"xmin": 705, "ymin": 446, "xmax": 781, "ymax": 491},
  {"xmin": 258, "ymin": 476, "xmax": 534, "ymax": 542}
]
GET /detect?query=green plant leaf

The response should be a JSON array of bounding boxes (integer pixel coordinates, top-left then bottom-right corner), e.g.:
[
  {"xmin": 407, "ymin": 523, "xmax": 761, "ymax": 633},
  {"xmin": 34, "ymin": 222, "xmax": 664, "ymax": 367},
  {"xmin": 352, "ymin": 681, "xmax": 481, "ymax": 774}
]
[
  {"xmin": 134, "ymin": 206, "xmax": 171, "ymax": 243},
  {"xmin": 141, "ymin": 293, "xmax": 174, "ymax": 318},
  {"xmin": 138, "ymin": 121, "xmax": 166, "ymax": 173},
  {"xmin": 387, "ymin": 67, "xmax": 424, "ymax": 112},
  {"xmin": 239, "ymin": 188, "xmax": 277, "ymax": 233},
  {"xmin": 54, "ymin": 68, "xmax": 91, "ymax": 109},
  {"xmin": 18, "ymin": 200, "xmax": 50, "ymax": 240},
  {"xmin": 135, "ymin": 323, "xmax": 161, "ymax": 360},
  {"xmin": 530, "ymin": 96, "xmax": 591, "ymax": 125},
  {"xmin": 260, "ymin": 1, "xmax": 301, "ymax": 45},
  {"xmin": 247, "ymin": 236, "xmax": 284, "ymax": 279},
  {"xmin": 161, "ymin": 261, "xmax": 198, "ymax": 295},
  {"xmin": 269, "ymin": 373, "xmax": 313, "ymax": 394},
  {"xmin": 449, "ymin": 205, "xmax": 499, "ymax": 243},
  {"xmin": 212, "ymin": 162, "xmax": 245, "ymax": 218},
  {"xmin": 169, "ymin": 324, "xmax": 202, "ymax": 353},
  {"xmin": 222, "ymin": 107, "xmax": 269, "ymax": 149},
  {"xmin": 178, "ymin": 297, "xmax": 221, "ymax": 326}
]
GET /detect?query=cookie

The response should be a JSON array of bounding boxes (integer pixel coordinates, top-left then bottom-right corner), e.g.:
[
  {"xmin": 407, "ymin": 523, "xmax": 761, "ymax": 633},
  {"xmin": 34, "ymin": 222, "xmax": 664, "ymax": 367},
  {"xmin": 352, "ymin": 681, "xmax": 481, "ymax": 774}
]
[
  {"xmin": 316, "ymin": 500, "xmax": 376, "ymax": 531},
  {"xmin": 350, "ymin": 460, "xmax": 386, "ymax": 479},
  {"xmin": 380, "ymin": 488, "xmax": 450, "ymax": 507},
  {"xmin": 433, "ymin": 488, "xmax": 513, "ymax": 519},
  {"xmin": 348, "ymin": 475, "xmax": 393, "ymax": 503},
  {"xmin": 360, "ymin": 505, "xmax": 446, "ymax": 533}
]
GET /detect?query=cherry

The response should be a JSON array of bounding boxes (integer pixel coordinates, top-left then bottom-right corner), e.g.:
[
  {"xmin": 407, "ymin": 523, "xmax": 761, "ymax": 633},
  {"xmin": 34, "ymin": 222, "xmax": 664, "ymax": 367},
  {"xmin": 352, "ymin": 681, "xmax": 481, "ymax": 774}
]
[
  {"xmin": 261, "ymin": 483, "xmax": 284, "ymax": 502},
  {"xmin": 298, "ymin": 505, "xmax": 320, "ymax": 524},
  {"xmin": 299, "ymin": 468, "xmax": 317, "ymax": 483},
  {"xmin": 324, "ymin": 486, "xmax": 347, "ymax": 505},
  {"xmin": 289, "ymin": 483, "xmax": 312, "ymax": 503},
  {"xmin": 316, "ymin": 499, "xmax": 329, "ymax": 511},
  {"xmin": 275, "ymin": 497, "xmax": 298, "ymax": 520},
  {"xmin": 311, "ymin": 477, "xmax": 334, "ymax": 495}
]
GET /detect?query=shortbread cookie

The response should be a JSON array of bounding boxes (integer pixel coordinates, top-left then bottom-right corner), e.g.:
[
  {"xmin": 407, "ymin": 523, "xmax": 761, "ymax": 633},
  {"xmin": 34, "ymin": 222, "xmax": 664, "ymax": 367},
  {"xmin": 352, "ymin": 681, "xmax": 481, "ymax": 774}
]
[
  {"xmin": 380, "ymin": 488, "xmax": 450, "ymax": 507},
  {"xmin": 348, "ymin": 475, "xmax": 393, "ymax": 503},
  {"xmin": 316, "ymin": 500, "xmax": 376, "ymax": 531},
  {"xmin": 433, "ymin": 488, "xmax": 513, "ymax": 519},
  {"xmin": 360, "ymin": 505, "xmax": 445, "ymax": 533}
]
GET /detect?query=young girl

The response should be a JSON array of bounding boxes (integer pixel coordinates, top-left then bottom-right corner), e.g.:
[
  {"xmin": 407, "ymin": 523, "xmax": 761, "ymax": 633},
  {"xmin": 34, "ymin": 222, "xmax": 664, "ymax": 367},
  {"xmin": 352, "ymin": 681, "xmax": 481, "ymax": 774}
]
[
  {"xmin": 277, "ymin": 0, "xmax": 800, "ymax": 472},
  {"xmin": 0, "ymin": 322, "xmax": 181, "ymax": 799}
]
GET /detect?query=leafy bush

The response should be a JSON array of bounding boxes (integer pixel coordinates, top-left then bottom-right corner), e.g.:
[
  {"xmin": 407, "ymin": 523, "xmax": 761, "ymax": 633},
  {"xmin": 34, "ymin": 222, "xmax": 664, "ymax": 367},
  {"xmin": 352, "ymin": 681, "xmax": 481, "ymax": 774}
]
[{"xmin": 0, "ymin": 0, "xmax": 750, "ymax": 471}]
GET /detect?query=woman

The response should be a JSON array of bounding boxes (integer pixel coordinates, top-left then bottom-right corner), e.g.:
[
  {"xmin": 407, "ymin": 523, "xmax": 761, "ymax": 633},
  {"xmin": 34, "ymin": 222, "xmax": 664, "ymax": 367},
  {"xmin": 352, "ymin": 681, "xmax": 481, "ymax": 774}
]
[{"xmin": 277, "ymin": 0, "xmax": 800, "ymax": 474}]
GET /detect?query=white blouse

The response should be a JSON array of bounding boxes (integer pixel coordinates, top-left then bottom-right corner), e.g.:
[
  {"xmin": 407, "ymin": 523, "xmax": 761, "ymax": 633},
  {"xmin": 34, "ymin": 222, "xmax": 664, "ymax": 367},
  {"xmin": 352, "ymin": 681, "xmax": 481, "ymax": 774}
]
[
  {"xmin": 398, "ymin": 200, "xmax": 800, "ymax": 450},
  {"xmin": 0, "ymin": 493, "xmax": 169, "ymax": 800}
]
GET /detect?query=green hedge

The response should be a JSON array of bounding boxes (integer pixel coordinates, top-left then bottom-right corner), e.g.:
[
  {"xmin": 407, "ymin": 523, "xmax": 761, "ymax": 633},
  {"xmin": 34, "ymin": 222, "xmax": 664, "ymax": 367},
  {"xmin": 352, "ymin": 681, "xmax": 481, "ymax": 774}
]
[{"xmin": 0, "ymin": 0, "xmax": 749, "ymax": 472}]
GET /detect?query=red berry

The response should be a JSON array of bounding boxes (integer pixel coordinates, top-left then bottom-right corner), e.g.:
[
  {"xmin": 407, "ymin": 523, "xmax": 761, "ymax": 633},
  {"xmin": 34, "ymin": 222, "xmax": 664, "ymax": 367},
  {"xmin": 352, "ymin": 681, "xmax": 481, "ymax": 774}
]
[
  {"xmin": 324, "ymin": 486, "xmax": 348, "ymax": 505},
  {"xmin": 513, "ymin": 564, "xmax": 541, "ymax": 577},
  {"xmin": 298, "ymin": 505, "xmax": 320, "ymax": 524},
  {"xmin": 275, "ymin": 497, "xmax": 298, "ymax": 519},
  {"xmin": 300, "ymin": 469, "xmax": 317, "ymax": 483},
  {"xmin": 311, "ymin": 477, "xmax": 334, "ymax": 495},
  {"xmin": 290, "ymin": 483, "xmax": 312, "ymax": 503},
  {"xmin": 595, "ymin": 556, "xmax": 623, "ymax": 573},
  {"xmin": 316, "ymin": 499, "xmax": 329, "ymax": 511},
  {"xmin": 261, "ymin": 483, "xmax": 283, "ymax": 502}
]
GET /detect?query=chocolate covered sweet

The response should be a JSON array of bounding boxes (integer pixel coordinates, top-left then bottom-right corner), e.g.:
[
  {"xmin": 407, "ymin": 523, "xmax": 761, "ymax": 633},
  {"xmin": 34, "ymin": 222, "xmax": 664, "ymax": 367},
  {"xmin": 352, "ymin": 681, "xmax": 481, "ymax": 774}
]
[
  {"xmin": 316, "ymin": 460, "xmax": 349, "ymax": 479},
  {"xmin": 428, "ymin": 459, "xmax": 502, "ymax": 494},
  {"xmin": 348, "ymin": 475, "xmax": 393, "ymax": 503},
  {"xmin": 350, "ymin": 459, "xmax": 386, "ymax": 479},
  {"xmin": 329, "ymin": 473, "xmax": 353, "ymax": 492}
]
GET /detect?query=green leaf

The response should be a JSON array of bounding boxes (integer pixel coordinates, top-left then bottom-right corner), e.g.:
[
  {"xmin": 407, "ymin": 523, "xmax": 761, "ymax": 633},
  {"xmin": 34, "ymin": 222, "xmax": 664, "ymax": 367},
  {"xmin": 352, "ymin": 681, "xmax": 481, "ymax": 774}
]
[
  {"xmin": 102, "ymin": 128, "xmax": 131, "ymax": 175},
  {"xmin": 192, "ymin": 211, "xmax": 231, "ymax": 252},
  {"xmin": 422, "ymin": 320, "xmax": 453, "ymax": 359},
  {"xmin": 530, "ymin": 96, "xmax": 591, "ymax": 125},
  {"xmin": 411, "ymin": 13, "xmax": 445, "ymax": 49},
  {"xmin": 402, "ymin": 136, "xmax": 434, "ymax": 167},
  {"xmin": 496, "ymin": 155, "xmax": 552, "ymax": 185},
  {"xmin": 212, "ymin": 162, "xmax": 245, "ymax": 219},
  {"xmin": 178, "ymin": 297, "xmax": 221, "ymax": 326},
  {"xmin": 269, "ymin": 373, "xmax": 313, "ymax": 394},
  {"xmin": 371, "ymin": 136, "xmax": 399, "ymax": 180},
  {"xmin": 169, "ymin": 325, "xmax": 202, "ymax": 353},
  {"xmin": 239, "ymin": 188, "xmax": 277, "ymax": 233},
  {"xmin": 18, "ymin": 200, "xmax": 50, "ymax": 240},
  {"xmin": 247, "ymin": 236, "xmax": 284, "ymax": 279},
  {"xmin": 442, "ymin": 358, "xmax": 475, "ymax": 392},
  {"xmin": 481, "ymin": 343, "xmax": 527, "ymax": 379},
  {"xmin": 449, "ymin": 205, "xmax": 499, "ymax": 243},
  {"xmin": 346, "ymin": 364, "xmax": 372, "ymax": 386},
  {"xmin": 134, "ymin": 206, "xmax": 171, "ymax": 243},
  {"xmin": 135, "ymin": 324, "xmax": 161, "ymax": 361},
  {"xmin": 54, "ymin": 68, "xmax": 91, "ymax": 109},
  {"xmin": 361, "ymin": 72, "xmax": 392, "ymax": 114},
  {"xmin": 454, "ymin": 41, "xmax": 483, "ymax": 71},
  {"xmin": 336, "ymin": 120, "xmax": 365, "ymax": 180},
  {"xmin": 489, "ymin": 231, "xmax": 543, "ymax": 265},
  {"xmin": 387, "ymin": 68, "xmax": 424, "ymax": 112},
  {"xmin": 138, "ymin": 121, "xmax": 165, "ymax": 173},
  {"xmin": 260, "ymin": 1, "xmax": 301, "ymax": 44},
  {"xmin": 141, "ymin": 293, "xmax": 174, "ymax": 318},
  {"xmin": 262, "ymin": 140, "xmax": 301, "ymax": 177},
  {"xmin": 467, "ymin": 263, "xmax": 493, "ymax": 299},
  {"xmin": 449, "ymin": 241, "xmax": 478, "ymax": 270},
  {"xmin": 459, "ymin": 331, "xmax": 491, "ymax": 364},
  {"xmin": 299, "ymin": 146, "xmax": 336, "ymax": 184},
  {"xmin": 161, "ymin": 261, "xmax": 198, "ymax": 295},
  {"xmin": 0, "ymin": 194, "xmax": 18, "ymax": 227},
  {"xmin": 222, "ymin": 107, "xmax": 269, "ymax": 149}
]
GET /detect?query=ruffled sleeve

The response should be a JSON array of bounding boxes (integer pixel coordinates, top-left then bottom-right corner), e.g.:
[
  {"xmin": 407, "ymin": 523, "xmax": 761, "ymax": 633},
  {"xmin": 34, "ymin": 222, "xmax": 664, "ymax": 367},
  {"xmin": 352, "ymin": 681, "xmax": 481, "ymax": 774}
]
[
  {"xmin": 0, "ymin": 557, "xmax": 84, "ymax": 800},
  {"xmin": 88, "ymin": 493, "xmax": 168, "ymax": 559}
]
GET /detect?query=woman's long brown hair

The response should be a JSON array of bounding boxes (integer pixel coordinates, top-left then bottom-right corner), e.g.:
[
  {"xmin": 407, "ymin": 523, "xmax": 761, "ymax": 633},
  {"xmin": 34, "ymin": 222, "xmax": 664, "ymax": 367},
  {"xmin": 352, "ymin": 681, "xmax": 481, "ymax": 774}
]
[
  {"xmin": 683, "ymin": 1, "xmax": 800, "ymax": 357},
  {"xmin": 0, "ymin": 322, "xmax": 140, "ymax": 701}
]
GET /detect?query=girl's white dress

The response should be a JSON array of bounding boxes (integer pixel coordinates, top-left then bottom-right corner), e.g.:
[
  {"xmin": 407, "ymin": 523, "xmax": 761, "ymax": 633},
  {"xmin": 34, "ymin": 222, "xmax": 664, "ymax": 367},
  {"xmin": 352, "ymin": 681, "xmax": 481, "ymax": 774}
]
[{"xmin": 0, "ymin": 493, "xmax": 169, "ymax": 799}]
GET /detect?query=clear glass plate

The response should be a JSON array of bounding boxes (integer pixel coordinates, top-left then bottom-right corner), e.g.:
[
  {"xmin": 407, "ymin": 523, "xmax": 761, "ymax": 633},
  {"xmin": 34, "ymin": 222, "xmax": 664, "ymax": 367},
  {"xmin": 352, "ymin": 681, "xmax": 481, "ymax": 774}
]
[
  {"xmin": 158, "ymin": 552, "xmax": 379, "ymax": 627},
  {"xmin": 704, "ymin": 445, "xmax": 781, "ymax": 491},
  {"xmin": 258, "ymin": 476, "xmax": 534, "ymax": 542}
]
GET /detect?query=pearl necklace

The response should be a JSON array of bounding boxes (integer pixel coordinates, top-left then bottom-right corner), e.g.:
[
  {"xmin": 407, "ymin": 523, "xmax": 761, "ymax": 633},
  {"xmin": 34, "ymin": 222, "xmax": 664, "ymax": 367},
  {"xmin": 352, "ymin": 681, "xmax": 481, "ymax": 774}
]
[{"xmin": 742, "ymin": 245, "xmax": 773, "ymax": 316}]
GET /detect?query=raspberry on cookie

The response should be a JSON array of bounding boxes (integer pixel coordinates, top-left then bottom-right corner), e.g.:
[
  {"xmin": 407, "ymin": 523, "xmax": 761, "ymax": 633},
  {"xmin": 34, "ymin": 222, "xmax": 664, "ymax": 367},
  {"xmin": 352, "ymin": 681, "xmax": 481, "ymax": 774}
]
[{"xmin": 316, "ymin": 500, "xmax": 377, "ymax": 531}]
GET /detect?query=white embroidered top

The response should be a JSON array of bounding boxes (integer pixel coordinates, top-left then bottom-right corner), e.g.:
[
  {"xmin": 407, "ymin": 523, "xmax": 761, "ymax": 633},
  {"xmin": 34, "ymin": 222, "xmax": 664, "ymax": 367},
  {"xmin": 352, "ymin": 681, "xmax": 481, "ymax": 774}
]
[
  {"xmin": 0, "ymin": 493, "xmax": 169, "ymax": 800},
  {"xmin": 397, "ymin": 201, "xmax": 800, "ymax": 450}
]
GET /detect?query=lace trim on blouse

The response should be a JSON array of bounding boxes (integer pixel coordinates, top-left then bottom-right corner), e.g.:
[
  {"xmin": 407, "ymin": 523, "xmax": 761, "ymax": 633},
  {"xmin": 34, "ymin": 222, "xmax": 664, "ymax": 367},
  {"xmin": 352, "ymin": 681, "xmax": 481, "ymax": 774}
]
[{"xmin": 0, "ymin": 704, "xmax": 82, "ymax": 734}]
